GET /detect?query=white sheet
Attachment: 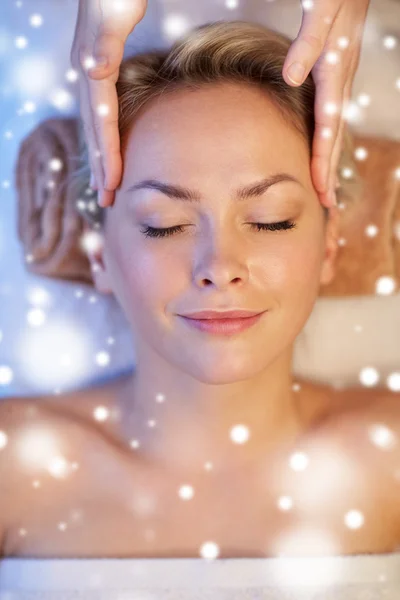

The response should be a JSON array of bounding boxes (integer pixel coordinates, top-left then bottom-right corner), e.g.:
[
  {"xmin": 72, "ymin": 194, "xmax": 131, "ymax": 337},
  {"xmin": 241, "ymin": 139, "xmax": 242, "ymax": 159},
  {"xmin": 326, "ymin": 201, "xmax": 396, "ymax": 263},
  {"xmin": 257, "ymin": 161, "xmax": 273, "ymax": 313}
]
[{"xmin": 1, "ymin": 553, "xmax": 400, "ymax": 600}]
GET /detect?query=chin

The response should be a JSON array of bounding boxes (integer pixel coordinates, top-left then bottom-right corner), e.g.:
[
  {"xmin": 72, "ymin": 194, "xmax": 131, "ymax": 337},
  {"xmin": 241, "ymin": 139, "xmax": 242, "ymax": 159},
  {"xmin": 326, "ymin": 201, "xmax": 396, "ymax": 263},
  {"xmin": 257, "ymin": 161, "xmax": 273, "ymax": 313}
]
[{"xmin": 178, "ymin": 359, "xmax": 268, "ymax": 385}]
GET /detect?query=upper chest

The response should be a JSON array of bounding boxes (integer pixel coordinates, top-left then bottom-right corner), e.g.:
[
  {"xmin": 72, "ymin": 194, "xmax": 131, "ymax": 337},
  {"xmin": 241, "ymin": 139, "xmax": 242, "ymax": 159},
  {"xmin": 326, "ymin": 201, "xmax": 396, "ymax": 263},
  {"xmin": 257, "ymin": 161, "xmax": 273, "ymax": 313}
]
[{"xmin": 4, "ymin": 385, "xmax": 400, "ymax": 558}]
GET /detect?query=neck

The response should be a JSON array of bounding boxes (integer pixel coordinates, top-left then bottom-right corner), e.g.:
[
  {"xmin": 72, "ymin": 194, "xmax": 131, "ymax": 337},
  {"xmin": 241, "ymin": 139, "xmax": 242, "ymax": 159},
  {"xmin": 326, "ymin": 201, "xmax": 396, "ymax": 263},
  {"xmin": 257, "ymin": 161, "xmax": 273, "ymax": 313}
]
[{"xmin": 113, "ymin": 345, "xmax": 309, "ymax": 478}]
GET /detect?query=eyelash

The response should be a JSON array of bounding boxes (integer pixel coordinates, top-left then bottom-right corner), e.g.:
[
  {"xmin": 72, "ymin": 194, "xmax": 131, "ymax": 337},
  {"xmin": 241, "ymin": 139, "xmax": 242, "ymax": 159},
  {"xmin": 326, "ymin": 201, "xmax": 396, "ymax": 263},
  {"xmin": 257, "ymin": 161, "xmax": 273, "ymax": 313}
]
[{"xmin": 140, "ymin": 220, "xmax": 297, "ymax": 239}]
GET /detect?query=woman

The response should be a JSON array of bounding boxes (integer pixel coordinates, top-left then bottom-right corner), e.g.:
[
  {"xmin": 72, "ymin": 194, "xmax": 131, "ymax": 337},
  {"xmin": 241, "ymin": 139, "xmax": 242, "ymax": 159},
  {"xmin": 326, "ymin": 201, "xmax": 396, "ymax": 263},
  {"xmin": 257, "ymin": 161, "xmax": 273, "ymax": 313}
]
[{"xmin": 1, "ymin": 21, "xmax": 399, "ymax": 561}]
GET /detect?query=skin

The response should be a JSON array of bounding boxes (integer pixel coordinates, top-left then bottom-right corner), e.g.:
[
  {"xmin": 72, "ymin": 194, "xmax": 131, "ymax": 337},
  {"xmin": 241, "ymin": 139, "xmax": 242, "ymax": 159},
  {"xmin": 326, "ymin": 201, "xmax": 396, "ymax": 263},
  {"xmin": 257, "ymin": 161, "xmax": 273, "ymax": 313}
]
[
  {"xmin": 84, "ymin": 81, "xmax": 340, "ymax": 479},
  {"xmin": 2, "ymin": 380, "xmax": 400, "ymax": 557},
  {"xmin": 282, "ymin": 0, "xmax": 370, "ymax": 205},
  {"xmin": 71, "ymin": 0, "xmax": 371, "ymax": 209}
]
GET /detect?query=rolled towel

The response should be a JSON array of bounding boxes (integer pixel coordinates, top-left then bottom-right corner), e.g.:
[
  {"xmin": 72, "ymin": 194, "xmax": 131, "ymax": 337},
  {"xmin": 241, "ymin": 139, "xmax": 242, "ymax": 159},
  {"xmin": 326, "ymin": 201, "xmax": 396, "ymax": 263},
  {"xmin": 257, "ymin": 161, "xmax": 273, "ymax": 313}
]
[
  {"xmin": 319, "ymin": 133, "xmax": 400, "ymax": 297},
  {"xmin": 14, "ymin": 117, "xmax": 99, "ymax": 284}
]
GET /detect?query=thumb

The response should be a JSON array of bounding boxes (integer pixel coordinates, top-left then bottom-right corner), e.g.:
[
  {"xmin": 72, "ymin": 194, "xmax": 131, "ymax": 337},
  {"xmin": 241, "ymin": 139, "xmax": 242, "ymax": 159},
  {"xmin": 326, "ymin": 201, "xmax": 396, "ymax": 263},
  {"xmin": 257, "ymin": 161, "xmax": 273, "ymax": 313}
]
[
  {"xmin": 88, "ymin": 30, "xmax": 128, "ymax": 79},
  {"xmin": 282, "ymin": 4, "xmax": 333, "ymax": 86}
]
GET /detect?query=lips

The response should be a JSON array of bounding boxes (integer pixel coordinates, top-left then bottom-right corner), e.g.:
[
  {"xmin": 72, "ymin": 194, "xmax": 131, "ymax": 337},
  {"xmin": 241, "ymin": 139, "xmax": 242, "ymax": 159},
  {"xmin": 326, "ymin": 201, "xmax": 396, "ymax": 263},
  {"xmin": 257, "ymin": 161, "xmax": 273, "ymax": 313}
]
[
  {"xmin": 180, "ymin": 311, "xmax": 266, "ymax": 335},
  {"xmin": 182, "ymin": 310, "xmax": 264, "ymax": 320}
]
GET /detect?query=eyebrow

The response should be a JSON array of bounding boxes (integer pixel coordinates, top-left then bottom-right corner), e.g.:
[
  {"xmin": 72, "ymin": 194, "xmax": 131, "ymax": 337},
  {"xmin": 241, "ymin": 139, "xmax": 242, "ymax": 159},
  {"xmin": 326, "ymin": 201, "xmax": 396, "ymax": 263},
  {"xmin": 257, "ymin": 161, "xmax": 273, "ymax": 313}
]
[{"xmin": 125, "ymin": 173, "xmax": 303, "ymax": 203}]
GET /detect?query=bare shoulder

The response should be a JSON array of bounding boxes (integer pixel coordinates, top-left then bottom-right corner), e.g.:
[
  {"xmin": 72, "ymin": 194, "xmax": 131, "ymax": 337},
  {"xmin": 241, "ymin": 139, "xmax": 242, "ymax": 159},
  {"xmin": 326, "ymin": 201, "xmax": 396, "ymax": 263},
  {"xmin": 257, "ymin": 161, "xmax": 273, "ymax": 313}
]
[
  {"xmin": 38, "ymin": 377, "xmax": 124, "ymax": 425},
  {"xmin": 296, "ymin": 376, "xmax": 400, "ymax": 439},
  {"xmin": 288, "ymin": 380, "xmax": 400, "ymax": 551},
  {"xmin": 0, "ymin": 373, "xmax": 130, "ymax": 484},
  {"xmin": 336, "ymin": 386, "xmax": 400, "ymax": 486},
  {"xmin": 0, "ymin": 371, "xmax": 132, "ymax": 471},
  {"xmin": 300, "ymin": 379, "xmax": 400, "ymax": 463},
  {"xmin": 0, "ymin": 395, "xmax": 70, "ymax": 484},
  {"xmin": 304, "ymin": 382, "xmax": 400, "ymax": 527},
  {"xmin": 296, "ymin": 378, "xmax": 399, "ymax": 477},
  {"xmin": 0, "ymin": 394, "xmax": 89, "ymax": 499},
  {"xmin": 0, "ymin": 396, "xmax": 65, "ymax": 554},
  {"xmin": 0, "ymin": 378, "xmax": 126, "ymax": 555},
  {"xmin": 318, "ymin": 383, "xmax": 400, "ymax": 447}
]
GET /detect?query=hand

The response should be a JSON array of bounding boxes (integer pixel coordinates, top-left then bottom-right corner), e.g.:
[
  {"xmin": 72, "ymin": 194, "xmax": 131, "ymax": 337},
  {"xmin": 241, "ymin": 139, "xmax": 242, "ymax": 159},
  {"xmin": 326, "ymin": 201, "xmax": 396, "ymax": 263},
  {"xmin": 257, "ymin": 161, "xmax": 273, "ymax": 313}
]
[
  {"xmin": 70, "ymin": 0, "xmax": 148, "ymax": 208},
  {"xmin": 282, "ymin": 0, "xmax": 370, "ymax": 208}
]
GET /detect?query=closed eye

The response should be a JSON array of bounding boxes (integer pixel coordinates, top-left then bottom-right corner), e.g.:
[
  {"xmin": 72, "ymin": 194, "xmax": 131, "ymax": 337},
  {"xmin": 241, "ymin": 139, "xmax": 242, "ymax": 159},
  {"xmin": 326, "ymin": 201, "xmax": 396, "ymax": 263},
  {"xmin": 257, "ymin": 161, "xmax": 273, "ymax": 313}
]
[{"xmin": 140, "ymin": 220, "xmax": 297, "ymax": 239}]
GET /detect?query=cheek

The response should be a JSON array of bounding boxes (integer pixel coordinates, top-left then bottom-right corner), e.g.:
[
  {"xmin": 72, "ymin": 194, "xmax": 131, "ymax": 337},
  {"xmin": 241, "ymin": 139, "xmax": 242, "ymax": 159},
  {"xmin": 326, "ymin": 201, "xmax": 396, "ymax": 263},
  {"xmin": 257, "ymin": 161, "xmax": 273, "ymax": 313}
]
[
  {"xmin": 261, "ymin": 234, "xmax": 325, "ymax": 300},
  {"xmin": 109, "ymin": 242, "xmax": 185, "ymax": 316},
  {"xmin": 258, "ymin": 235, "xmax": 325, "ymax": 343}
]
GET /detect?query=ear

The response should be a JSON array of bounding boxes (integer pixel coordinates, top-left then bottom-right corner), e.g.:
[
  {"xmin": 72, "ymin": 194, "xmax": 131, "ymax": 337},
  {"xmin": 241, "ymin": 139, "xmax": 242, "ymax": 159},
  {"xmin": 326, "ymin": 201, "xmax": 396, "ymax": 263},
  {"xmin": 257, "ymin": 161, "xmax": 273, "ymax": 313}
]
[
  {"xmin": 319, "ymin": 206, "xmax": 340, "ymax": 288},
  {"xmin": 82, "ymin": 221, "xmax": 113, "ymax": 295}
]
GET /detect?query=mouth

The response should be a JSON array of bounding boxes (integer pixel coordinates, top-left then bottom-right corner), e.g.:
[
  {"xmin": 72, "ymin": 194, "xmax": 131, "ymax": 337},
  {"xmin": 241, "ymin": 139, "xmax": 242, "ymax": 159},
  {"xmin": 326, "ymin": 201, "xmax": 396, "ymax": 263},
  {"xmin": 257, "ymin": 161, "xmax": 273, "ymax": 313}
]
[
  {"xmin": 181, "ymin": 310, "xmax": 264, "ymax": 320},
  {"xmin": 179, "ymin": 311, "xmax": 267, "ymax": 335}
]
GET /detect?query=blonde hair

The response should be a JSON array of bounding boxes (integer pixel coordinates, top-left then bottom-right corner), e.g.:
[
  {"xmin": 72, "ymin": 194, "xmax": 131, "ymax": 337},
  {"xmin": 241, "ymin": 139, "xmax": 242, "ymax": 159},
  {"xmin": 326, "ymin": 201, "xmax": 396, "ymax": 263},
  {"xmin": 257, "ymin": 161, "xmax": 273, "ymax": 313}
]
[{"xmin": 75, "ymin": 19, "xmax": 362, "ymax": 229}]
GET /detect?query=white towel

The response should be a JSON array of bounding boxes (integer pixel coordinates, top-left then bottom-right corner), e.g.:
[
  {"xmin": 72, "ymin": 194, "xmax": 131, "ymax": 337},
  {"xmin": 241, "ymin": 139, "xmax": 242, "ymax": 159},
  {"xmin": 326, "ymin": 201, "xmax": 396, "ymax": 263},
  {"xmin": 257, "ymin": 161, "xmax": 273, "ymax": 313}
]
[{"xmin": 1, "ymin": 554, "xmax": 400, "ymax": 599}]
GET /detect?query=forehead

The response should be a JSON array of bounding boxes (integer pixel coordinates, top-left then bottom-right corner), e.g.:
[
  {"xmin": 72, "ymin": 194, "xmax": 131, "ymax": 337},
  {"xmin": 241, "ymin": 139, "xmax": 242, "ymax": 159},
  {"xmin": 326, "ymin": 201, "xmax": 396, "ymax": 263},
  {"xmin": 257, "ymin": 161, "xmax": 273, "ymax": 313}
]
[{"xmin": 121, "ymin": 83, "xmax": 309, "ymax": 179}]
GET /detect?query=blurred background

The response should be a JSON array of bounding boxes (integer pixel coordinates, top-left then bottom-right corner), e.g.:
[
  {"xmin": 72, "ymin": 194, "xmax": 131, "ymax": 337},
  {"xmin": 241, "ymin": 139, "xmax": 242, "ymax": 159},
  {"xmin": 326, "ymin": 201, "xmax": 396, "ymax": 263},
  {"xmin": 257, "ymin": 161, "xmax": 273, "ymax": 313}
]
[{"xmin": 0, "ymin": 0, "xmax": 399, "ymax": 398}]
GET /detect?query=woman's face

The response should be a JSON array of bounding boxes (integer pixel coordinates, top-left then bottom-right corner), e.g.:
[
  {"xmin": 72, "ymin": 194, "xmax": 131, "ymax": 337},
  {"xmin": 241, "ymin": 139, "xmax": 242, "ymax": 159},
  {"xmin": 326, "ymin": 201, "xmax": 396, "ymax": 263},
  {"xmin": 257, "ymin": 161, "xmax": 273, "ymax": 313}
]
[{"xmin": 93, "ymin": 82, "xmax": 337, "ymax": 383}]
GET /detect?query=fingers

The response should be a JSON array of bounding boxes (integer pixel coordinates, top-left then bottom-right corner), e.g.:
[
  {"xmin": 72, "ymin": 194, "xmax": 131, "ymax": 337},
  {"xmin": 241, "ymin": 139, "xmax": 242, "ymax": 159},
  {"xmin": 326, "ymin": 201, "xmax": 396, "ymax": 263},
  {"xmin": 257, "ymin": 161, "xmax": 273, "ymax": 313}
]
[
  {"xmin": 282, "ymin": 1, "xmax": 343, "ymax": 207},
  {"xmin": 324, "ymin": 60, "xmax": 355, "ymax": 208},
  {"xmin": 325, "ymin": 27, "xmax": 364, "ymax": 205},
  {"xmin": 282, "ymin": 0, "xmax": 337, "ymax": 87},
  {"xmin": 310, "ymin": 54, "xmax": 348, "ymax": 207},
  {"xmin": 85, "ymin": 30, "xmax": 125, "ymax": 206},
  {"xmin": 87, "ymin": 30, "xmax": 125, "ymax": 80},
  {"xmin": 86, "ymin": 67, "xmax": 122, "ymax": 207},
  {"xmin": 70, "ymin": 0, "xmax": 88, "ymax": 69},
  {"xmin": 87, "ymin": 0, "xmax": 147, "ymax": 80},
  {"xmin": 284, "ymin": 0, "xmax": 369, "ymax": 209},
  {"xmin": 90, "ymin": 171, "xmax": 98, "ymax": 190},
  {"xmin": 78, "ymin": 64, "xmax": 105, "ymax": 202},
  {"xmin": 72, "ymin": 0, "xmax": 148, "ymax": 207},
  {"xmin": 311, "ymin": 2, "xmax": 367, "ymax": 207},
  {"xmin": 99, "ymin": 0, "xmax": 148, "ymax": 31}
]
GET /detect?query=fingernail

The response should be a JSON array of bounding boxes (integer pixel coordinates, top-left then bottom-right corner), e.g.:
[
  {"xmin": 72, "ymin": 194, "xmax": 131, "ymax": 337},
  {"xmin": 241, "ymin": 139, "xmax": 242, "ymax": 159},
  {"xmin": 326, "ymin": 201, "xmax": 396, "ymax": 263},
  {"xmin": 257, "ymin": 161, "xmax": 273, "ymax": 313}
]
[{"xmin": 287, "ymin": 62, "xmax": 306, "ymax": 85}]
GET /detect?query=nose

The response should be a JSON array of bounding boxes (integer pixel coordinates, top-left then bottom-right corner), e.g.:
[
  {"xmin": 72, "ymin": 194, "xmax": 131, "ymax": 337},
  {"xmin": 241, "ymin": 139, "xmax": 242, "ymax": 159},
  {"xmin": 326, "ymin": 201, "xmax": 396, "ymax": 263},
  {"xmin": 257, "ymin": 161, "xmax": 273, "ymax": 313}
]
[{"xmin": 194, "ymin": 249, "xmax": 249, "ymax": 290}]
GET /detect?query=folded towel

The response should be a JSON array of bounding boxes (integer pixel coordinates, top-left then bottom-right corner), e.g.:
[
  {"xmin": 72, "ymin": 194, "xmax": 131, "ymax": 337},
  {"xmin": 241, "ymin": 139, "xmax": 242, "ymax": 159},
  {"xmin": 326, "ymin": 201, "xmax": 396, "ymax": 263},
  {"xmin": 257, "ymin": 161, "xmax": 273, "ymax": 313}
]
[
  {"xmin": 14, "ymin": 117, "xmax": 94, "ymax": 285},
  {"xmin": 320, "ymin": 134, "xmax": 400, "ymax": 297}
]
